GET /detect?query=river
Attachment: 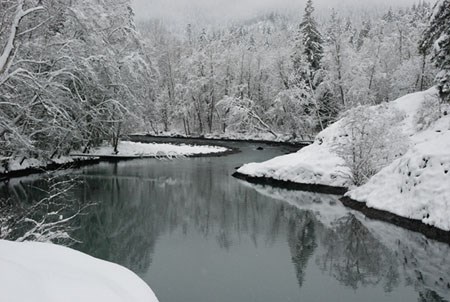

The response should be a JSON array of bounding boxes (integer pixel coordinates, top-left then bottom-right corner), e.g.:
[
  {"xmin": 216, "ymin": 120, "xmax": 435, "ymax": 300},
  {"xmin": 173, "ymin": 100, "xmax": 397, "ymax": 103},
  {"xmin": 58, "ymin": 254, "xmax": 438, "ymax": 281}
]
[{"xmin": 1, "ymin": 141, "xmax": 449, "ymax": 302}]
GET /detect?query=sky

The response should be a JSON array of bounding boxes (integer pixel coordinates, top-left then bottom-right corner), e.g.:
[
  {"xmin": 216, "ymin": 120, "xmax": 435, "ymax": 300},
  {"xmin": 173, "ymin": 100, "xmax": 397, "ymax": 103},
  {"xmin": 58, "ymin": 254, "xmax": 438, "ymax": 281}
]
[{"xmin": 132, "ymin": 0, "xmax": 424, "ymax": 25}]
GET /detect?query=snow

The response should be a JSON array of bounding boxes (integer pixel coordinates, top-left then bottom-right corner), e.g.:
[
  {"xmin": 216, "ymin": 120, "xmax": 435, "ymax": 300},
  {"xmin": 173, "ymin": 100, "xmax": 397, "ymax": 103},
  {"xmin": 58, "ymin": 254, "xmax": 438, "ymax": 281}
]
[
  {"xmin": 347, "ymin": 107, "xmax": 450, "ymax": 231},
  {"xmin": 88, "ymin": 141, "xmax": 228, "ymax": 157},
  {"xmin": 236, "ymin": 109, "xmax": 353, "ymax": 188},
  {"xmin": 237, "ymin": 138, "xmax": 351, "ymax": 187},
  {"xmin": 0, "ymin": 239, "xmax": 158, "ymax": 302},
  {"xmin": 238, "ymin": 87, "xmax": 450, "ymax": 231},
  {"xmin": 0, "ymin": 142, "xmax": 228, "ymax": 175},
  {"xmin": 237, "ymin": 88, "xmax": 441, "ymax": 189}
]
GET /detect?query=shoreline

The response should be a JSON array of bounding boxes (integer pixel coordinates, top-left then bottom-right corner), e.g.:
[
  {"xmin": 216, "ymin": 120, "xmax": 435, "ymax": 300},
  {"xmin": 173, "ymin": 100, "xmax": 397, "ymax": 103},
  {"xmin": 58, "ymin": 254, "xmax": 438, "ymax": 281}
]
[
  {"xmin": 232, "ymin": 170, "xmax": 450, "ymax": 245},
  {"xmin": 0, "ymin": 140, "xmax": 240, "ymax": 182},
  {"xmin": 127, "ymin": 134, "xmax": 312, "ymax": 148},
  {"xmin": 0, "ymin": 158, "xmax": 101, "ymax": 182},
  {"xmin": 232, "ymin": 171, "xmax": 348, "ymax": 195},
  {"xmin": 340, "ymin": 196, "xmax": 450, "ymax": 245}
]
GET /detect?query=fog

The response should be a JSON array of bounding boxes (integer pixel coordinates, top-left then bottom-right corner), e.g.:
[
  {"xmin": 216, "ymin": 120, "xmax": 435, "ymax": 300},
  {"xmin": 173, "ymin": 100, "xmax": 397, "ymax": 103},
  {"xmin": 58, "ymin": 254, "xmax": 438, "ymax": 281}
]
[{"xmin": 132, "ymin": 0, "xmax": 424, "ymax": 25}]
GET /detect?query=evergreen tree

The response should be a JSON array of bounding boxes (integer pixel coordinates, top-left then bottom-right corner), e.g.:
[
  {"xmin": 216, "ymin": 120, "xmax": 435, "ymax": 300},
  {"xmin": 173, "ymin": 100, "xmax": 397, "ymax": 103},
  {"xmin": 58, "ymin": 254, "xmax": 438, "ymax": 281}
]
[
  {"xmin": 420, "ymin": 0, "xmax": 450, "ymax": 102},
  {"xmin": 292, "ymin": 0, "xmax": 323, "ymax": 73}
]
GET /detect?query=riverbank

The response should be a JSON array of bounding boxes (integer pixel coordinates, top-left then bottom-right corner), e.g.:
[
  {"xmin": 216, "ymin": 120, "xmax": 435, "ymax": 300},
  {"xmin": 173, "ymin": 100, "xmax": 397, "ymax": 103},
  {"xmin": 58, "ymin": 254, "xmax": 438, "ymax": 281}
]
[
  {"xmin": 0, "ymin": 141, "xmax": 235, "ymax": 181},
  {"xmin": 127, "ymin": 134, "xmax": 312, "ymax": 149},
  {"xmin": 233, "ymin": 87, "xmax": 450, "ymax": 243},
  {"xmin": 232, "ymin": 171, "xmax": 347, "ymax": 195}
]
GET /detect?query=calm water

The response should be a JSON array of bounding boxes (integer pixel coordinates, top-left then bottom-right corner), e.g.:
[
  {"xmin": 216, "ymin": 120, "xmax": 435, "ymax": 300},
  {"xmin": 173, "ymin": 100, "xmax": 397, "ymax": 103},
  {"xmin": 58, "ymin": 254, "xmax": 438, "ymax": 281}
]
[{"xmin": 2, "ymin": 142, "xmax": 450, "ymax": 302}]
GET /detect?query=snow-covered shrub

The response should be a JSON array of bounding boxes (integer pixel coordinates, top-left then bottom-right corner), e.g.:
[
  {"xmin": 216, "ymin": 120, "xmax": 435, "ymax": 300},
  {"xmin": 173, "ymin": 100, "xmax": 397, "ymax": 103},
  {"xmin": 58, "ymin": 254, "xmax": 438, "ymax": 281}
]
[
  {"xmin": 413, "ymin": 95, "xmax": 442, "ymax": 131},
  {"xmin": 333, "ymin": 105, "xmax": 409, "ymax": 186}
]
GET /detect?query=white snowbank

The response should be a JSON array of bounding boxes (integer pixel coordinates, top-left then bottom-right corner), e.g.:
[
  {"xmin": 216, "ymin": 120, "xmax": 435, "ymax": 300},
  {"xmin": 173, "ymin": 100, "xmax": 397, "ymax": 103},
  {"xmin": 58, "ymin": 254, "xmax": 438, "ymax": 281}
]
[
  {"xmin": 347, "ymin": 106, "xmax": 450, "ymax": 230},
  {"xmin": 238, "ymin": 88, "xmax": 439, "ymax": 188},
  {"xmin": 238, "ymin": 87, "xmax": 450, "ymax": 231},
  {"xmin": 88, "ymin": 141, "xmax": 228, "ymax": 157},
  {"xmin": 237, "ymin": 137, "xmax": 350, "ymax": 187},
  {"xmin": 236, "ymin": 107, "xmax": 354, "ymax": 187},
  {"xmin": 0, "ymin": 141, "xmax": 228, "ymax": 175},
  {"xmin": 0, "ymin": 239, "xmax": 158, "ymax": 302}
]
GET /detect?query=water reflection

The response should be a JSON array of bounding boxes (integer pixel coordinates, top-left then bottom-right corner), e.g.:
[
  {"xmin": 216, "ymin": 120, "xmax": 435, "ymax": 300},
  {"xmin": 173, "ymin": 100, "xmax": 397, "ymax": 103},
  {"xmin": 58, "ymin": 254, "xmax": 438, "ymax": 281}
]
[
  {"xmin": 287, "ymin": 211, "xmax": 317, "ymax": 288},
  {"xmin": 249, "ymin": 182, "xmax": 450, "ymax": 302},
  {"xmin": 318, "ymin": 214, "xmax": 399, "ymax": 291},
  {"xmin": 1, "ymin": 143, "xmax": 449, "ymax": 302}
]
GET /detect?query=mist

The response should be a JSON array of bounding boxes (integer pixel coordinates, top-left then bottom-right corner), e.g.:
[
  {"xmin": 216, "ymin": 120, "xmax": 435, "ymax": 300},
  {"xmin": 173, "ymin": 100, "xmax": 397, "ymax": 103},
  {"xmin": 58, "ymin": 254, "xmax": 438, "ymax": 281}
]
[{"xmin": 132, "ymin": 0, "xmax": 425, "ymax": 25}]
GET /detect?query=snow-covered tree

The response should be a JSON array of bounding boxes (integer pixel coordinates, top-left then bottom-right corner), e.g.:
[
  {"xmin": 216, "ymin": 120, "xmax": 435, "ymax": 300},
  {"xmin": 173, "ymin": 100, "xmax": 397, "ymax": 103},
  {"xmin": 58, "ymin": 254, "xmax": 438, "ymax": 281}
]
[
  {"xmin": 292, "ymin": 0, "xmax": 323, "ymax": 74},
  {"xmin": 420, "ymin": 0, "xmax": 450, "ymax": 102},
  {"xmin": 333, "ymin": 105, "xmax": 409, "ymax": 186}
]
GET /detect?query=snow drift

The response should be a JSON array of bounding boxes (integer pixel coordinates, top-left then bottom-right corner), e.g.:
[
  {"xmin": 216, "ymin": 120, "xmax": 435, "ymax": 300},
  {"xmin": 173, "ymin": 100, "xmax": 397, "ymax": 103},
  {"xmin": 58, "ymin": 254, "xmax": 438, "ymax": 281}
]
[{"xmin": 0, "ymin": 240, "xmax": 159, "ymax": 302}]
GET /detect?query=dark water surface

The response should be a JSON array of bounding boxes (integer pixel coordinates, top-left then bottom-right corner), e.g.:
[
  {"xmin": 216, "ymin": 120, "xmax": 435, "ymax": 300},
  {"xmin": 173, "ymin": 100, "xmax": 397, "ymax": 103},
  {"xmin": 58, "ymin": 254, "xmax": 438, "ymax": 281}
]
[{"xmin": 2, "ymin": 142, "xmax": 450, "ymax": 302}]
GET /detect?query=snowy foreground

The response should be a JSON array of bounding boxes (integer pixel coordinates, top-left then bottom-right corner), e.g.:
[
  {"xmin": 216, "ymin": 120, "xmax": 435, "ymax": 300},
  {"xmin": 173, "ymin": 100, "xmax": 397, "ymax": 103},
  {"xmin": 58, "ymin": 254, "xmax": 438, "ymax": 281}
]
[
  {"xmin": 0, "ymin": 240, "xmax": 158, "ymax": 302},
  {"xmin": 238, "ymin": 87, "xmax": 450, "ymax": 231},
  {"xmin": 88, "ymin": 141, "xmax": 228, "ymax": 157}
]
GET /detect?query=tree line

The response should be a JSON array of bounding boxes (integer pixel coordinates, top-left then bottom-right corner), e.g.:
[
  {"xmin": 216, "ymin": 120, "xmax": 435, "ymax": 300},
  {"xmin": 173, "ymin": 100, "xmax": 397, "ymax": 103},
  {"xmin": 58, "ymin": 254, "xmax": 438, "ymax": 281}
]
[{"xmin": 0, "ymin": 0, "xmax": 449, "ymax": 162}]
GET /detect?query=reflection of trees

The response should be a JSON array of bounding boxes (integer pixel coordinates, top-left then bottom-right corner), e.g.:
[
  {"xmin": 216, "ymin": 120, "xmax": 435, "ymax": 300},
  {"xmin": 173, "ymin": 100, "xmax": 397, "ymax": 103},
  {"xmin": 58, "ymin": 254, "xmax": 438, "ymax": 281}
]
[
  {"xmin": 287, "ymin": 211, "xmax": 317, "ymax": 288},
  {"xmin": 317, "ymin": 214, "xmax": 399, "ymax": 290},
  {"xmin": 0, "ymin": 176, "xmax": 90, "ymax": 244},
  {"xmin": 72, "ymin": 173, "xmax": 161, "ymax": 274},
  {"xmin": 418, "ymin": 290, "xmax": 447, "ymax": 302}
]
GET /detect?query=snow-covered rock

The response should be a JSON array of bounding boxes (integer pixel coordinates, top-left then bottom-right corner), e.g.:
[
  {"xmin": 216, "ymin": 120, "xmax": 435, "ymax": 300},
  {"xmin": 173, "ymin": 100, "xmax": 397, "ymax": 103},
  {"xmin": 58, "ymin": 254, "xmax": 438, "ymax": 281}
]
[{"xmin": 0, "ymin": 239, "xmax": 158, "ymax": 302}]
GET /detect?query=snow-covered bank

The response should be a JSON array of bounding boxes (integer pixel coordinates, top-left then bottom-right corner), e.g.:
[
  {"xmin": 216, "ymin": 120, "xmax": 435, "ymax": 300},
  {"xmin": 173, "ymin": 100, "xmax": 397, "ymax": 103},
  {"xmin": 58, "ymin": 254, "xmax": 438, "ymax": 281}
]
[
  {"xmin": 0, "ymin": 240, "xmax": 158, "ymax": 302},
  {"xmin": 235, "ymin": 106, "xmax": 355, "ymax": 189},
  {"xmin": 80, "ymin": 141, "xmax": 229, "ymax": 158},
  {"xmin": 236, "ymin": 139, "xmax": 350, "ymax": 189},
  {"xmin": 236, "ymin": 87, "xmax": 450, "ymax": 232},
  {"xmin": 1, "ymin": 141, "xmax": 230, "ymax": 180},
  {"xmin": 346, "ymin": 113, "xmax": 450, "ymax": 231}
]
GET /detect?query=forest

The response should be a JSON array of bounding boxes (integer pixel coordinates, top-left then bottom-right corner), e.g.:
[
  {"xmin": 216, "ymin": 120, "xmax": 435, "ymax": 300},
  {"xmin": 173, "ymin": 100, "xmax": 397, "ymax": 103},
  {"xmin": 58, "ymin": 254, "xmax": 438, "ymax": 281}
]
[{"xmin": 0, "ymin": 0, "xmax": 449, "ymax": 160}]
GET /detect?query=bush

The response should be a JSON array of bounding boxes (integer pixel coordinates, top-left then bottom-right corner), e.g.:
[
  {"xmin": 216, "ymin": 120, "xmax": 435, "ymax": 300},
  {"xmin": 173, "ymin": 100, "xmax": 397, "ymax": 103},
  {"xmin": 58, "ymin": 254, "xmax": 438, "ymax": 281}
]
[
  {"xmin": 413, "ymin": 95, "xmax": 442, "ymax": 131},
  {"xmin": 333, "ymin": 105, "xmax": 409, "ymax": 186}
]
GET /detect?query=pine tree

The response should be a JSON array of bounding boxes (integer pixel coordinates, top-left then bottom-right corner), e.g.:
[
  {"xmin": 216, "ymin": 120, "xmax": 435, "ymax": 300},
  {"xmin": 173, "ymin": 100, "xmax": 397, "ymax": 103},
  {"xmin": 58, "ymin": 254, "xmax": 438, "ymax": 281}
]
[
  {"xmin": 420, "ymin": 0, "xmax": 450, "ymax": 102},
  {"xmin": 292, "ymin": 0, "xmax": 323, "ymax": 74}
]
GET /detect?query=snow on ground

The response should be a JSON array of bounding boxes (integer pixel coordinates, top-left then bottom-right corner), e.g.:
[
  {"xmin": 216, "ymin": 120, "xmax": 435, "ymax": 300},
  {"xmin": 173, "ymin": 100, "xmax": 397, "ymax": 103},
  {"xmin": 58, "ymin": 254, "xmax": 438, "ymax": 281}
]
[
  {"xmin": 88, "ymin": 141, "xmax": 228, "ymax": 157},
  {"xmin": 237, "ymin": 88, "xmax": 440, "ymax": 189},
  {"xmin": 237, "ymin": 137, "xmax": 351, "ymax": 187},
  {"xmin": 236, "ymin": 108, "xmax": 354, "ymax": 188},
  {"xmin": 0, "ymin": 142, "xmax": 228, "ymax": 175},
  {"xmin": 0, "ymin": 239, "xmax": 158, "ymax": 302},
  {"xmin": 238, "ymin": 87, "xmax": 450, "ymax": 231},
  {"xmin": 347, "ymin": 109, "xmax": 450, "ymax": 231}
]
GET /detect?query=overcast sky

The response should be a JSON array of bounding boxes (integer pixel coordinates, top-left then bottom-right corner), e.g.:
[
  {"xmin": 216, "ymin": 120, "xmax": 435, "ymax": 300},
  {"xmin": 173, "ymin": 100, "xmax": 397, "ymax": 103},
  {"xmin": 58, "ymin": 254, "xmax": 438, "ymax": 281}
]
[{"xmin": 132, "ymin": 0, "xmax": 424, "ymax": 25}]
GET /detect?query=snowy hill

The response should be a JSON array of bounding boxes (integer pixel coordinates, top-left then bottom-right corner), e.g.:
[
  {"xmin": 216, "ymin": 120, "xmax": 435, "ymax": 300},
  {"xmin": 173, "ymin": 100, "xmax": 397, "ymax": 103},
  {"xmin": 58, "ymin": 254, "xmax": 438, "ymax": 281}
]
[
  {"xmin": 237, "ymin": 87, "xmax": 450, "ymax": 231},
  {"xmin": 347, "ymin": 95, "xmax": 450, "ymax": 231},
  {"xmin": 0, "ymin": 240, "xmax": 159, "ymax": 302}
]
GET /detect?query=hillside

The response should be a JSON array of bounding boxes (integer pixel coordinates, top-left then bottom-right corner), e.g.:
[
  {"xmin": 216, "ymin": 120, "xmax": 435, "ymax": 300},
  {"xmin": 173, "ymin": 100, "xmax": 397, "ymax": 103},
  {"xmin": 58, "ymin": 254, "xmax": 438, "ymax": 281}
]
[{"xmin": 237, "ymin": 87, "xmax": 450, "ymax": 231}]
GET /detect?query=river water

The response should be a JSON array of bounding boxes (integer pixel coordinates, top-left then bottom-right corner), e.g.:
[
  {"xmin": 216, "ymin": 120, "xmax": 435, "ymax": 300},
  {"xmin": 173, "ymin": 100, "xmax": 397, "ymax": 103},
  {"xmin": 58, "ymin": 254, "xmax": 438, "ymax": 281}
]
[{"xmin": 1, "ymin": 142, "xmax": 449, "ymax": 302}]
